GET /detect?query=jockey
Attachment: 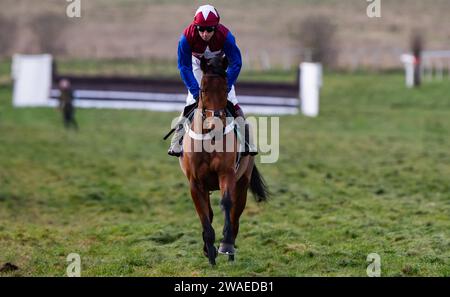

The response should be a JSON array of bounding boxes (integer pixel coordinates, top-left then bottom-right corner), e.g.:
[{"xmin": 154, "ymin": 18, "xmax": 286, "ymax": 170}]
[{"xmin": 168, "ymin": 4, "xmax": 257, "ymax": 157}]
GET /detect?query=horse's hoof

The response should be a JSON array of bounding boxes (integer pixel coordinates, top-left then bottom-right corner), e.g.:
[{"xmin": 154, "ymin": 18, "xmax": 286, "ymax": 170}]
[
  {"xmin": 218, "ymin": 242, "xmax": 235, "ymax": 255},
  {"xmin": 208, "ymin": 251, "xmax": 217, "ymax": 266},
  {"xmin": 228, "ymin": 254, "xmax": 235, "ymax": 262},
  {"xmin": 206, "ymin": 245, "xmax": 218, "ymax": 265}
]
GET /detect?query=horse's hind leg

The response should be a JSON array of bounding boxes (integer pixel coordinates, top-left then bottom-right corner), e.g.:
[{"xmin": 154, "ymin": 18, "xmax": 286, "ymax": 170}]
[
  {"xmin": 227, "ymin": 176, "xmax": 249, "ymax": 261},
  {"xmin": 218, "ymin": 173, "xmax": 237, "ymax": 256},
  {"xmin": 190, "ymin": 182, "xmax": 217, "ymax": 265}
]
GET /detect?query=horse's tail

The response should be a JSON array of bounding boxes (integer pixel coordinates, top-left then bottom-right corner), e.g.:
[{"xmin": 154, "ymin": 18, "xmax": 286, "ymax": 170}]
[{"xmin": 250, "ymin": 165, "xmax": 270, "ymax": 202}]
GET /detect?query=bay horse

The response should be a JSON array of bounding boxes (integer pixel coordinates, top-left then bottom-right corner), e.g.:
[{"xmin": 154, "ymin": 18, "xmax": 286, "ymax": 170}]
[{"xmin": 179, "ymin": 56, "xmax": 269, "ymax": 265}]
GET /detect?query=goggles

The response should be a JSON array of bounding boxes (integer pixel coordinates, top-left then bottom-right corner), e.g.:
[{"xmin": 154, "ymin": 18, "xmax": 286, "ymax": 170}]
[{"xmin": 196, "ymin": 26, "xmax": 215, "ymax": 33}]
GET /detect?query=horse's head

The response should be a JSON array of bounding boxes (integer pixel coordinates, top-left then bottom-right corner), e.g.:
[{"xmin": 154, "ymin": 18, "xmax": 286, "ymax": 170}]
[
  {"xmin": 199, "ymin": 56, "xmax": 229, "ymax": 129},
  {"xmin": 199, "ymin": 56, "xmax": 228, "ymax": 109}
]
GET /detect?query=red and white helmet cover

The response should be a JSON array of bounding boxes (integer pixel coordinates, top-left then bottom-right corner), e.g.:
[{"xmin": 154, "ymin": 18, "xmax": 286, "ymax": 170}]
[{"xmin": 193, "ymin": 5, "xmax": 220, "ymax": 27}]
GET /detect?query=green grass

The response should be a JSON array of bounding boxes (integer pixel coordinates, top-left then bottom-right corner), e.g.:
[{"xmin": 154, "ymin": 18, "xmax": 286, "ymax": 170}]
[{"xmin": 0, "ymin": 71, "xmax": 449, "ymax": 276}]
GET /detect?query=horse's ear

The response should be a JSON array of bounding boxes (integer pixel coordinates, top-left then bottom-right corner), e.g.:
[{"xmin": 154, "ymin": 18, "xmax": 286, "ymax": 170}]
[
  {"xmin": 200, "ymin": 57, "xmax": 208, "ymax": 73},
  {"xmin": 222, "ymin": 56, "xmax": 229, "ymax": 70}
]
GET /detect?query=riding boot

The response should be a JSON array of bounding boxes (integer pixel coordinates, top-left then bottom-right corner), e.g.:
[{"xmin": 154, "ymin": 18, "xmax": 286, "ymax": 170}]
[
  {"xmin": 168, "ymin": 103, "xmax": 196, "ymax": 157},
  {"xmin": 243, "ymin": 122, "xmax": 258, "ymax": 156},
  {"xmin": 167, "ymin": 123, "xmax": 185, "ymax": 157},
  {"xmin": 235, "ymin": 106, "xmax": 258, "ymax": 156}
]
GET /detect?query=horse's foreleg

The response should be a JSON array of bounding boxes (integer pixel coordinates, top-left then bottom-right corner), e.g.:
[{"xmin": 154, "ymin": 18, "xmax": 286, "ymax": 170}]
[
  {"xmin": 218, "ymin": 172, "xmax": 237, "ymax": 256},
  {"xmin": 203, "ymin": 193, "xmax": 214, "ymax": 257},
  {"xmin": 190, "ymin": 182, "xmax": 217, "ymax": 265}
]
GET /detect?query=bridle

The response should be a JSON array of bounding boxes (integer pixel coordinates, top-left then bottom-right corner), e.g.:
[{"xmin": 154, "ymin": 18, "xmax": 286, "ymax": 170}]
[
  {"xmin": 198, "ymin": 73, "xmax": 228, "ymax": 121},
  {"xmin": 186, "ymin": 73, "xmax": 235, "ymax": 141}
]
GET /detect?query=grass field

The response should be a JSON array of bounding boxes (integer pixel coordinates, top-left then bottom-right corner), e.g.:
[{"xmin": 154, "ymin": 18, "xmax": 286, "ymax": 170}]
[{"xmin": 0, "ymin": 71, "xmax": 449, "ymax": 276}]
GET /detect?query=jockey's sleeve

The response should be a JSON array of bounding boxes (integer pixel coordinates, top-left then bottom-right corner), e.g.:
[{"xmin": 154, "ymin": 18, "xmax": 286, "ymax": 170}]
[
  {"xmin": 223, "ymin": 32, "xmax": 242, "ymax": 92},
  {"xmin": 178, "ymin": 35, "xmax": 200, "ymax": 99}
]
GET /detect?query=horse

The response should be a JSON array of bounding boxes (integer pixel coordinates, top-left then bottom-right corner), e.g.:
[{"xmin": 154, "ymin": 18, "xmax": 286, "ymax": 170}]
[{"xmin": 178, "ymin": 56, "xmax": 269, "ymax": 265}]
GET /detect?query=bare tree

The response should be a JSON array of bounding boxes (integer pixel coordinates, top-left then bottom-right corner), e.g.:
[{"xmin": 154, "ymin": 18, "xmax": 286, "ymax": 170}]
[
  {"xmin": 31, "ymin": 13, "xmax": 70, "ymax": 56},
  {"xmin": 0, "ymin": 16, "xmax": 17, "ymax": 58},
  {"xmin": 293, "ymin": 15, "xmax": 338, "ymax": 68}
]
